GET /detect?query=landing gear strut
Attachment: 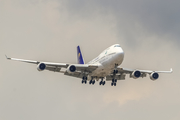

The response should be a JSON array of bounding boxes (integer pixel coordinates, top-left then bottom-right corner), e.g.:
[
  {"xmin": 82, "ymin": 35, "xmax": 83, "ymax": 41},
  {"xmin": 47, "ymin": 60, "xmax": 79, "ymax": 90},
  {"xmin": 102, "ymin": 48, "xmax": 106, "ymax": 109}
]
[
  {"xmin": 99, "ymin": 78, "xmax": 106, "ymax": 86},
  {"xmin": 82, "ymin": 76, "xmax": 87, "ymax": 84},
  {"xmin": 89, "ymin": 79, "xmax": 95, "ymax": 85},
  {"xmin": 113, "ymin": 70, "xmax": 118, "ymax": 74},
  {"xmin": 111, "ymin": 79, "xmax": 117, "ymax": 86},
  {"xmin": 111, "ymin": 64, "xmax": 118, "ymax": 86},
  {"xmin": 113, "ymin": 63, "xmax": 119, "ymax": 74}
]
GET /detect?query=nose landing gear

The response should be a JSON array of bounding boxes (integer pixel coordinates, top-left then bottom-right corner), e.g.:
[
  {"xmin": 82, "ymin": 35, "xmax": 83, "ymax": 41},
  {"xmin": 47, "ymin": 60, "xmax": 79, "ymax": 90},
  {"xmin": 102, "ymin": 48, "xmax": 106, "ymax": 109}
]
[{"xmin": 111, "ymin": 64, "xmax": 119, "ymax": 86}]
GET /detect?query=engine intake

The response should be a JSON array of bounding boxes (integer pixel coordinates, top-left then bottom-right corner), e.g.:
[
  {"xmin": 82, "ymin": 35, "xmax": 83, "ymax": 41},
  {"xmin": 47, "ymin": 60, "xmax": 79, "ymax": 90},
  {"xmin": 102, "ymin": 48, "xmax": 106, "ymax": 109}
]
[
  {"xmin": 150, "ymin": 72, "xmax": 159, "ymax": 80},
  {"xmin": 67, "ymin": 65, "xmax": 76, "ymax": 73},
  {"xmin": 131, "ymin": 70, "xmax": 141, "ymax": 79},
  {"xmin": 37, "ymin": 63, "xmax": 46, "ymax": 71}
]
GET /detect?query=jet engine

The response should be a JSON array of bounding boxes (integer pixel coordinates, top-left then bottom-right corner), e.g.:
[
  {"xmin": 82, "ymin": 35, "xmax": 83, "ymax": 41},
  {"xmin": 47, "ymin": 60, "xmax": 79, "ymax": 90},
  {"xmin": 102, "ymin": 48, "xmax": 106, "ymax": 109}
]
[
  {"xmin": 150, "ymin": 72, "xmax": 159, "ymax": 80},
  {"xmin": 131, "ymin": 70, "xmax": 141, "ymax": 79},
  {"xmin": 67, "ymin": 65, "xmax": 76, "ymax": 73},
  {"xmin": 37, "ymin": 63, "xmax": 46, "ymax": 71}
]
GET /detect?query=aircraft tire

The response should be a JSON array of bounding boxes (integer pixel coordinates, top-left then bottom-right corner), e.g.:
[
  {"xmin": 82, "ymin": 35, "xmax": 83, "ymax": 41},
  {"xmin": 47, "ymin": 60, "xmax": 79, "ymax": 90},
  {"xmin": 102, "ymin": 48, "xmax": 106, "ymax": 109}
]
[
  {"xmin": 103, "ymin": 81, "xmax": 106, "ymax": 85},
  {"xmin": 99, "ymin": 81, "xmax": 103, "ymax": 85},
  {"xmin": 115, "ymin": 79, "xmax": 117, "ymax": 83},
  {"xmin": 92, "ymin": 80, "xmax": 95, "ymax": 85}
]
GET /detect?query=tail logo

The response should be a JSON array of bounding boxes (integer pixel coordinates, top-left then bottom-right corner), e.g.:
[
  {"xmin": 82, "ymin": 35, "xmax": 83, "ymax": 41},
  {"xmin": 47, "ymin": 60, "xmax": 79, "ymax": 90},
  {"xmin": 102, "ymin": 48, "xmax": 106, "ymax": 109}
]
[{"xmin": 77, "ymin": 46, "xmax": 85, "ymax": 64}]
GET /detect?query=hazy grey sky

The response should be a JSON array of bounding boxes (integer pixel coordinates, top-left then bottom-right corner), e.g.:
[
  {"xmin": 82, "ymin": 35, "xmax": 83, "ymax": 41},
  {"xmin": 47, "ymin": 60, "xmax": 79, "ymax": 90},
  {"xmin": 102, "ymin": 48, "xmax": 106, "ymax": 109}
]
[{"xmin": 0, "ymin": 0, "xmax": 180, "ymax": 120}]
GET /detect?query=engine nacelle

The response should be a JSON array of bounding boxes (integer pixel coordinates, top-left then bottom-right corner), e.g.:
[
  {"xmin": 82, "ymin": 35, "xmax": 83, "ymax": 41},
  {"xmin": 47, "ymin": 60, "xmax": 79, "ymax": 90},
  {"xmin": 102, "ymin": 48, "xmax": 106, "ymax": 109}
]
[
  {"xmin": 131, "ymin": 70, "xmax": 141, "ymax": 79},
  {"xmin": 37, "ymin": 63, "xmax": 46, "ymax": 71},
  {"xmin": 67, "ymin": 65, "xmax": 76, "ymax": 73},
  {"xmin": 150, "ymin": 72, "xmax": 159, "ymax": 80}
]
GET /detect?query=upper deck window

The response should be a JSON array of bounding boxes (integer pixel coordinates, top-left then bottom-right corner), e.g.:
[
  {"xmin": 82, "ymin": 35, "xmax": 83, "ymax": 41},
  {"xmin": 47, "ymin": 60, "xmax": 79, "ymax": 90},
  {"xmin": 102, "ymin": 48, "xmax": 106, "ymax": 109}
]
[{"xmin": 114, "ymin": 45, "xmax": 120, "ymax": 47}]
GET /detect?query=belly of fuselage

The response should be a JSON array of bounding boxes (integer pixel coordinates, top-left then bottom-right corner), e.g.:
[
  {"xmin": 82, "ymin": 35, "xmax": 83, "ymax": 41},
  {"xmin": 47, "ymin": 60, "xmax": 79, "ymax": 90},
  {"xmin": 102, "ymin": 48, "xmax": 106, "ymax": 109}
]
[{"xmin": 90, "ymin": 52, "xmax": 124, "ymax": 78}]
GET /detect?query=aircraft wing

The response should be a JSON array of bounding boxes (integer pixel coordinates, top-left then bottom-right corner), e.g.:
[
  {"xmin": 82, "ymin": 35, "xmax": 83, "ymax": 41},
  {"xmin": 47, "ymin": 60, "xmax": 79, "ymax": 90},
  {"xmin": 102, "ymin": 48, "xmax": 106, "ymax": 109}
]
[
  {"xmin": 5, "ymin": 56, "xmax": 98, "ymax": 73},
  {"xmin": 117, "ymin": 67, "xmax": 173, "ymax": 74},
  {"xmin": 106, "ymin": 67, "xmax": 173, "ymax": 81},
  {"xmin": 64, "ymin": 71, "xmax": 83, "ymax": 79}
]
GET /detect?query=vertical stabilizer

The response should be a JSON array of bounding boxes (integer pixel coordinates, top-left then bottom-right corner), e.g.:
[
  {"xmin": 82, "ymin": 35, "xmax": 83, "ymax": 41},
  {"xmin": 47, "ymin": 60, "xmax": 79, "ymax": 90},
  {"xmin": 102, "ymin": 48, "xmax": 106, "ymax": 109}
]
[{"xmin": 77, "ymin": 46, "xmax": 85, "ymax": 64}]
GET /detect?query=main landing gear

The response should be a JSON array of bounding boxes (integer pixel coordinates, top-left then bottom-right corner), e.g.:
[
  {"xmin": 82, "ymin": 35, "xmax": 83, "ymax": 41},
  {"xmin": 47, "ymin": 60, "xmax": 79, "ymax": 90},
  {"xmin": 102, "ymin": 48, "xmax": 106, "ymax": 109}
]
[
  {"xmin": 81, "ymin": 77, "xmax": 106, "ymax": 86},
  {"xmin": 89, "ymin": 80, "xmax": 95, "ymax": 85},
  {"xmin": 82, "ymin": 77, "xmax": 95, "ymax": 85},
  {"xmin": 81, "ymin": 76, "xmax": 87, "ymax": 84},
  {"xmin": 99, "ymin": 78, "xmax": 106, "ymax": 86},
  {"xmin": 111, "ymin": 79, "xmax": 117, "ymax": 86}
]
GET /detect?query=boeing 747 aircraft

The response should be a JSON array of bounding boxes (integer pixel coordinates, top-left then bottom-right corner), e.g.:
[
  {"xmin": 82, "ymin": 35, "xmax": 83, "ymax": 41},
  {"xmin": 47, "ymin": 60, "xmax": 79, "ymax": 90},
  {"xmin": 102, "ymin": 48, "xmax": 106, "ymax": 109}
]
[{"xmin": 6, "ymin": 44, "xmax": 172, "ymax": 86}]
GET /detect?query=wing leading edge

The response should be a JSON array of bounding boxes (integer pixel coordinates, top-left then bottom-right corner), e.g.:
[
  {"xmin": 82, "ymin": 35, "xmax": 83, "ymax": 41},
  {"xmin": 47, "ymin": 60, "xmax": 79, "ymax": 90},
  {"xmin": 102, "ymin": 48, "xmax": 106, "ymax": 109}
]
[
  {"xmin": 5, "ymin": 55, "xmax": 98, "ymax": 73},
  {"xmin": 106, "ymin": 67, "xmax": 172, "ymax": 81},
  {"xmin": 117, "ymin": 67, "xmax": 173, "ymax": 74}
]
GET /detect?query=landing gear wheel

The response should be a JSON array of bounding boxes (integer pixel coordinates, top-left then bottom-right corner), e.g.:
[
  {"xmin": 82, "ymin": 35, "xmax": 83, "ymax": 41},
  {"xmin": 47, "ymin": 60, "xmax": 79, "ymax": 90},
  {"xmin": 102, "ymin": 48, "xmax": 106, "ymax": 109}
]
[
  {"xmin": 113, "ymin": 70, "xmax": 118, "ymax": 74},
  {"xmin": 89, "ymin": 80, "xmax": 92, "ymax": 84},
  {"xmin": 111, "ymin": 82, "xmax": 114, "ymax": 86},
  {"xmin": 115, "ymin": 79, "xmax": 117, "ymax": 83},
  {"xmin": 82, "ymin": 76, "xmax": 87, "ymax": 84},
  {"xmin": 114, "ymin": 83, "xmax": 116, "ymax": 86},
  {"xmin": 83, "ymin": 77, "xmax": 87, "ymax": 80},
  {"xmin": 103, "ymin": 81, "xmax": 106, "ymax": 85},
  {"xmin": 92, "ymin": 80, "xmax": 95, "ymax": 85},
  {"xmin": 99, "ymin": 82, "xmax": 101, "ymax": 85}
]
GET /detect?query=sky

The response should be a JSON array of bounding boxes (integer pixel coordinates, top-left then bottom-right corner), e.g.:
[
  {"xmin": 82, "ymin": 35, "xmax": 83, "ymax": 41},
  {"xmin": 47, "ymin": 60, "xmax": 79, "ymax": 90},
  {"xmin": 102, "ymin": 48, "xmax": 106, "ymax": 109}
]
[{"xmin": 0, "ymin": 0, "xmax": 180, "ymax": 120}]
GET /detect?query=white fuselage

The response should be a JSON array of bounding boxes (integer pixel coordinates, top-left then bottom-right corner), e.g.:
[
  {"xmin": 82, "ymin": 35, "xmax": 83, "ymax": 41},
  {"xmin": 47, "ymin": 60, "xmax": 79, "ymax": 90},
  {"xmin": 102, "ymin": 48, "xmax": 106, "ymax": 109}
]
[{"xmin": 88, "ymin": 44, "xmax": 124, "ymax": 78}]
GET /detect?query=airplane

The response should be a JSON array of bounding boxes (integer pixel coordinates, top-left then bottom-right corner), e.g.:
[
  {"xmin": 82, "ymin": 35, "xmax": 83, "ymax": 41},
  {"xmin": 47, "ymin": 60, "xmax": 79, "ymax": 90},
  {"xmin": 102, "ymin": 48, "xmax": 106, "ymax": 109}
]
[{"xmin": 6, "ymin": 44, "xmax": 173, "ymax": 86}]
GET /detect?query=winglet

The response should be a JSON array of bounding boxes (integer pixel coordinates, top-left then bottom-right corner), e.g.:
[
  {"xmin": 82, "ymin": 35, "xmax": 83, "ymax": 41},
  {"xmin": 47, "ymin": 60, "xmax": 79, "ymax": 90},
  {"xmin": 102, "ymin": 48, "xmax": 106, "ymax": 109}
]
[
  {"xmin": 170, "ymin": 68, "xmax": 173, "ymax": 73},
  {"xmin": 5, "ymin": 55, "xmax": 11, "ymax": 60}
]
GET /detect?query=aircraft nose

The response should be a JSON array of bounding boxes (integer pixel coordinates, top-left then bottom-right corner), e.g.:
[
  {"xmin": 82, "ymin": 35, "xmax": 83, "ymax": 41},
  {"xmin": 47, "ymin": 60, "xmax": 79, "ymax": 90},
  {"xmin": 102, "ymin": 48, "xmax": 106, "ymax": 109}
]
[
  {"xmin": 117, "ymin": 51, "xmax": 124, "ymax": 57},
  {"xmin": 116, "ymin": 48, "xmax": 124, "ymax": 58},
  {"xmin": 117, "ymin": 47, "xmax": 124, "ymax": 53}
]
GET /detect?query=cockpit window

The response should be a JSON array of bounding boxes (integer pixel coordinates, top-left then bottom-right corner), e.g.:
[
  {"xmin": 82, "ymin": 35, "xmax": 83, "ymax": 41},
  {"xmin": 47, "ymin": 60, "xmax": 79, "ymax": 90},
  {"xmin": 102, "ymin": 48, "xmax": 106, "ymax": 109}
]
[{"xmin": 114, "ymin": 45, "xmax": 120, "ymax": 47}]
